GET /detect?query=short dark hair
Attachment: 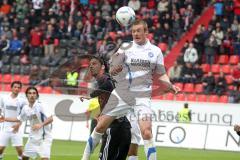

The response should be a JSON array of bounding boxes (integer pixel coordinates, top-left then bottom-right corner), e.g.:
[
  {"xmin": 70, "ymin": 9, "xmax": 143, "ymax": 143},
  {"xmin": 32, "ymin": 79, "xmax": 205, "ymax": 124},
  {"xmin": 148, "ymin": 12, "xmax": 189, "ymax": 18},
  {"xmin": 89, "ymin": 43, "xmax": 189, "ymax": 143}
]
[
  {"xmin": 11, "ymin": 81, "xmax": 22, "ymax": 88},
  {"xmin": 25, "ymin": 86, "xmax": 39, "ymax": 98},
  {"xmin": 184, "ymin": 103, "xmax": 188, "ymax": 108}
]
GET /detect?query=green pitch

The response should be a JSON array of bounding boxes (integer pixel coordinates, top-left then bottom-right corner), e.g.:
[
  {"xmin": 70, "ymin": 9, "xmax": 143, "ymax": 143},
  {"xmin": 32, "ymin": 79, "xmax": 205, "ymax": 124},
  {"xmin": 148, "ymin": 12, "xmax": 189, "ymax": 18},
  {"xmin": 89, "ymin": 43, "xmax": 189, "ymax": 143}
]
[{"xmin": 3, "ymin": 139, "xmax": 240, "ymax": 160}]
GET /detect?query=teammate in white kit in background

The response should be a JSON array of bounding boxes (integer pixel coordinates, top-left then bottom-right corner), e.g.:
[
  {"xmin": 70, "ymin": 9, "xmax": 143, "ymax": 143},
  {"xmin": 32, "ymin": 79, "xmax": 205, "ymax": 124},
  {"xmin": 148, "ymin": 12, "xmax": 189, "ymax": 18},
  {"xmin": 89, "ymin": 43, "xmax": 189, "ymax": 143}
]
[
  {"xmin": 110, "ymin": 20, "xmax": 180, "ymax": 160},
  {"xmin": 0, "ymin": 86, "xmax": 53, "ymax": 160},
  {"xmin": 0, "ymin": 81, "xmax": 26, "ymax": 160}
]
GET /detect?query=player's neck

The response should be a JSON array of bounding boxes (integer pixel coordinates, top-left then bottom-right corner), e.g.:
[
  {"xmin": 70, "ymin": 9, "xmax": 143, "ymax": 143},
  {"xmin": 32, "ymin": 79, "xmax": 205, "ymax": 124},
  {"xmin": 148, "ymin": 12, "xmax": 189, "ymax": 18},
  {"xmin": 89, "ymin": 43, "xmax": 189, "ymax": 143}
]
[
  {"xmin": 96, "ymin": 71, "xmax": 105, "ymax": 79},
  {"xmin": 10, "ymin": 93, "xmax": 18, "ymax": 99},
  {"xmin": 135, "ymin": 39, "xmax": 148, "ymax": 46}
]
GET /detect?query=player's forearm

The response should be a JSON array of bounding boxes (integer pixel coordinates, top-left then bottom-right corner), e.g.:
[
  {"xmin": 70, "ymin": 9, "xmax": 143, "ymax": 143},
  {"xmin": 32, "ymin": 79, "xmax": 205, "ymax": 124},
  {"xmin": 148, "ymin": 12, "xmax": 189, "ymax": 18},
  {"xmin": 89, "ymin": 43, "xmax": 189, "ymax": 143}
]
[
  {"xmin": 4, "ymin": 117, "xmax": 20, "ymax": 122},
  {"xmin": 41, "ymin": 116, "xmax": 53, "ymax": 127},
  {"xmin": 159, "ymin": 74, "xmax": 171, "ymax": 83}
]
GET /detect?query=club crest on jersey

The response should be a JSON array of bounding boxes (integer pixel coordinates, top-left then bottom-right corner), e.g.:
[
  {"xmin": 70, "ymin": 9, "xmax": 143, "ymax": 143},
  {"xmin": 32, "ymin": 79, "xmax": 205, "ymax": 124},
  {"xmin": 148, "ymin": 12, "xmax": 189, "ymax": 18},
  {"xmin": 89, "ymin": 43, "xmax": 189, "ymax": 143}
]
[{"xmin": 148, "ymin": 52, "xmax": 154, "ymax": 58}]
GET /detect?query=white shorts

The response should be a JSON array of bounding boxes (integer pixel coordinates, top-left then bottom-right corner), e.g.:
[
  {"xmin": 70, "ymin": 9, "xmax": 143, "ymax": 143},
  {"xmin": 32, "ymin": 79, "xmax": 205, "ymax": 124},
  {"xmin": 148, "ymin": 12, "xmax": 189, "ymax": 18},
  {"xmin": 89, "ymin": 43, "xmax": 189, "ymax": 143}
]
[
  {"xmin": 134, "ymin": 98, "xmax": 154, "ymax": 120},
  {"xmin": 127, "ymin": 112, "xmax": 141, "ymax": 145},
  {"xmin": 0, "ymin": 131, "xmax": 23, "ymax": 147},
  {"xmin": 102, "ymin": 90, "xmax": 133, "ymax": 118},
  {"xmin": 23, "ymin": 137, "xmax": 52, "ymax": 159}
]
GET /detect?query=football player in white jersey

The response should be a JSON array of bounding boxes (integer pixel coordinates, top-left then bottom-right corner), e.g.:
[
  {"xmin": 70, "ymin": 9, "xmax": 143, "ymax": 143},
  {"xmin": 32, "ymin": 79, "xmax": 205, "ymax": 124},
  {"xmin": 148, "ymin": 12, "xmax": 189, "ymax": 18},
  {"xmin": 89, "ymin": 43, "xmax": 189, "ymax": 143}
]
[
  {"xmin": 81, "ymin": 20, "xmax": 179, "ymax": 160},
  {"xmin": 112, "ymin": 20, "xmax": 180, "ymax": 160},
  {"xmin": 0, "ymin": 81, "xmax": 27, "ymax": 160},
  {"xmin": 0, "ymin": 86, "xmax": 53, "ymax": 160}
]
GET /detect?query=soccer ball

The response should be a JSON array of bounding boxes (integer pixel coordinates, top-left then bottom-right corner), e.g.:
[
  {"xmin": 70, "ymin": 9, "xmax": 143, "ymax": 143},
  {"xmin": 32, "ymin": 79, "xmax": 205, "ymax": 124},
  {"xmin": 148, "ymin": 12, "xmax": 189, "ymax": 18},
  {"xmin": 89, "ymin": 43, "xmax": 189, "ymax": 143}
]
[{"xmin": 116, "ymin": 6, "xmax": 135, "ymax": 27}]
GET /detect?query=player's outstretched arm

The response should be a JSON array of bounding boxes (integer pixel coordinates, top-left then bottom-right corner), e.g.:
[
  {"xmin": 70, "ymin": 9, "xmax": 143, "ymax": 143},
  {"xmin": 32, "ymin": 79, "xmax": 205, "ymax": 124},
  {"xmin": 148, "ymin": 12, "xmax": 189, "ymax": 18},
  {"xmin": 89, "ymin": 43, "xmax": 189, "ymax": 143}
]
[
  {"xmin": 0, "ymin": 117, "xmax": 20, "ymax": 122},
  {"xmin": 159, "ymin": 74, "xmax": 180, "ymax": 94},
  {"xmin": 32, "ymin": 116, "xmax": 53, "ymax": 131}
]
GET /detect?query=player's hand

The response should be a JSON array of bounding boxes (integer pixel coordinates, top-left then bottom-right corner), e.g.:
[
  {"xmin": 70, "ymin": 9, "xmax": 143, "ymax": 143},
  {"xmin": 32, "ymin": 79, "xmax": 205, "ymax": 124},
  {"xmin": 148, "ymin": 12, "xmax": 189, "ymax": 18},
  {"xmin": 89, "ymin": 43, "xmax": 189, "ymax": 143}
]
[
  {"xmin": 12, "ymin": 122, "xmax": 21, "ymax": 133},
  {"xmin": 170, "ymin": 85, "xmax": 181, "ymax": 94},
  {"xmin": 32, "ymin": 123, "xmax": 43, "ymax": 131},
  {"xmin": 79, "ymin": 96, "xmax": 89, "ymax": 102},
  {"xmin": 110, "ymin": 65, "xmax": 123, "ymax": 76},
  {"xmin": 234, "ymin": 125, "xmax": 240, "ymax": 132},
  {"xmin": 0, "ymin": 116, "xmax": 4, "ymax": 122}
]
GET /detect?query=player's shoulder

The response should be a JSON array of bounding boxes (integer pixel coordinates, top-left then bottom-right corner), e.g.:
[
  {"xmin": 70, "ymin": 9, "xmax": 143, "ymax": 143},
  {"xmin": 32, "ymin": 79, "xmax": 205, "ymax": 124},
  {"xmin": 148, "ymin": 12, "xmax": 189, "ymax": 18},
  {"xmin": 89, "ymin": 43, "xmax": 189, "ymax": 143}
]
[{"xmin": 148, "ymin": 42, "xmax": 162, "ymax": 54}]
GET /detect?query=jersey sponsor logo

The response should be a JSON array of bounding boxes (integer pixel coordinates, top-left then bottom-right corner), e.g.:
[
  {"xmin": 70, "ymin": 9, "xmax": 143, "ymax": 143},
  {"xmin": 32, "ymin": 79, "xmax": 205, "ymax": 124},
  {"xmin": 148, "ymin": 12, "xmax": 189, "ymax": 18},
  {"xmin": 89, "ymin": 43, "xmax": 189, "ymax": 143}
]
[
  {"xmin": 131, "ymin": 58, "xmax": 150, "ymax": 67},
  {"xmin": 6, "ymin": 105, "xmax": 17, "ymax": 111}
]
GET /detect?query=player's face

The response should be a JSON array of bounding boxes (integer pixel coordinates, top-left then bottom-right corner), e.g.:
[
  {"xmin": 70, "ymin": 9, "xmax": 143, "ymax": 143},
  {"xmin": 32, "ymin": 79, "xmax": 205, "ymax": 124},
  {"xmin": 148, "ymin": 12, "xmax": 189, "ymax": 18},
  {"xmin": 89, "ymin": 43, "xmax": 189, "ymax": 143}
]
[
  {"xmin": 89, "ymin": 58, "xmax": 102, "ymax": 77},
  {"xmin": 11, "ymin": 84, "xmax": 21, "ymax": 95},
  {"xmin": 132, "ymin": 24, "xmax": 148, "ymax": 45},
  {"xmin": 26, "ymin": 89, "xmax": 38, "ymax": 104}
]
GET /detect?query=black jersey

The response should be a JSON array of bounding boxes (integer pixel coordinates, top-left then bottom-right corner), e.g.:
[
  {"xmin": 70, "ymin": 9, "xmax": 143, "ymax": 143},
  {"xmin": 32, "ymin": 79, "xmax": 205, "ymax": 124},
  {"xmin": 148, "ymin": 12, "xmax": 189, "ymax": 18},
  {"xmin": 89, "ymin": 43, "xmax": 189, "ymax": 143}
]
[{"xmin": 90, "ymin": 74, "xmax": 115, "ymax": 111}]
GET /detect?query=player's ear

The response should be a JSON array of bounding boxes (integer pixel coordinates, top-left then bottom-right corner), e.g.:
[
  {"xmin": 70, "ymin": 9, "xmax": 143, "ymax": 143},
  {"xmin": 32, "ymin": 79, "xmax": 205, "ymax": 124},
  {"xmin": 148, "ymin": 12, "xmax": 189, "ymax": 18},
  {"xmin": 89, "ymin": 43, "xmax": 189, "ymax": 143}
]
[{"xmin": 101, "ymin": 65, "xmax": 105, "ymax": 70}]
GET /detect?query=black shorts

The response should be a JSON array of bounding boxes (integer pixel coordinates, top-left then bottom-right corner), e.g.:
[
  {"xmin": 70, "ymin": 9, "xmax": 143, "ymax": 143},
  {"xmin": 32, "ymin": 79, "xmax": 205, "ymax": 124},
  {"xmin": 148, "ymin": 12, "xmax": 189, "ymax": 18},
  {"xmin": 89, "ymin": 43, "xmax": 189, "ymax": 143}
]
[{"xmin": 99, "ymin": 117, "xmax": 131, "ymax": 160}]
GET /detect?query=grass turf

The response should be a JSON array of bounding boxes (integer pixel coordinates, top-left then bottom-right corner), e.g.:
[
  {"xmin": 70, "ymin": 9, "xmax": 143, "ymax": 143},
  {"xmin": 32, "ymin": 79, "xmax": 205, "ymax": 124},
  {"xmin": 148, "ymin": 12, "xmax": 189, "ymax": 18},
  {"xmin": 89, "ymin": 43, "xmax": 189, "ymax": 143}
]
[{"xmin": 3, "ymin": 139, "xmax": 240, "ymax": 160}]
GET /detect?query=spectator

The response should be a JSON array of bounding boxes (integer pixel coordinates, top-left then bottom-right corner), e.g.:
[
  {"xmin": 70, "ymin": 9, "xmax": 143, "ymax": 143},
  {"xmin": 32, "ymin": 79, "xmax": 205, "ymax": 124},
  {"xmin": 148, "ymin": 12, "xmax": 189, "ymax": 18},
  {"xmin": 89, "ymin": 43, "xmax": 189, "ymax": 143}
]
[
  {"xmin": 8, "ymin": 36, "xmax": 22, "ymax": 54},
  {"xmin": 214, "ymin": 71, "xmax": 227, "ymax": 96},
  {"xmin": 157, "ymin": 0, "xmax": 169, "ymax": 15},
  {"xmin": 43, "ymin": 24, "xmax": 56, "ymax": 57},
  {"xmin": 229, "ymin": 86, "xmax": 240, "ymax": 103},
  {"xmin": 30, "ymin": 26, "xmax": 43, "ymax": 57},
  {"xmin": 128, "ymin": 0, "xmax": 141, "ymax": 11},
  {"xmin": 232, "ymin": 62, "xmax": 240, "ymax": 89},
  {"xmin": 184, "ymin": 42, "xmax": 198, "ymax": 64},
  {"xmin": 0, "ymin": 0, "xmax": 11, "ymax": 15},
  {"xmin": 202, "ymin": 72, "xmax": 215, "ymax": 95},
  {"xmin": 0, "ymin": 34, "xmax": 10, "ymax": 54},
  {"xmin": 179, "ymin": 62, "xmax": 197, "ymax": 83},
  {"xmin": 192, "ymin": 63, "xmax": 203, "ymax": 83},
  {"xmin": 167, "ymin": 61, "xmax": 182, "ymax": 83},
  {"xmin": 212, "ymin": 23, "xmax": 224, "ymax": 48},
  {"xmin": 204, "ymin": 34, "xmax": 218, "ymax": 65}
]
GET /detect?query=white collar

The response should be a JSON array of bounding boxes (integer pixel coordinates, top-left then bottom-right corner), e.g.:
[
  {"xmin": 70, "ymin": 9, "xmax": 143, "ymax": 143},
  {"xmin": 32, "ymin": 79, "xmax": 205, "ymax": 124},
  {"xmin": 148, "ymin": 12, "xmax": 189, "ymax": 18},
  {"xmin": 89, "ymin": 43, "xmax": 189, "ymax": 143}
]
[{"xmin": 133, "ymin": 39, "xmax": 150, "ymax": 49}]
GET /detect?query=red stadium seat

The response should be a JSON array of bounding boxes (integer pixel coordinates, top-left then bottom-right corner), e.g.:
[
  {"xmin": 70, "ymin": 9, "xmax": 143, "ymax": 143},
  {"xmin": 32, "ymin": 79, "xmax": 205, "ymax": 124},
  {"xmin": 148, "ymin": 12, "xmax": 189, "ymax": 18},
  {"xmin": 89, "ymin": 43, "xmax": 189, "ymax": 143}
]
[
  {"xmin": 153, "ymin": 95, "xmax": 164, "ymax": 100},
  {"xmin": 187, "ymin": 94, "xmax": 197, "ymax": 101},
  {"xmin": 175, "ymin": 93, "xmax": 185, "ymax": 101},
  {"xmin": 41, "ymin": 86, "xmax": 53, "ymax": 94},
  {"xmin": 198, "ymin": 94, "xmax": 207, "ymax": 102},
  {"xmin": 12, "ymin": 74, "xmax": 22, "ymax": 81},
  {"xmin": 219, "ymin": 95, "xmax": 228, "ymax": 103},
  {"xmin": 225, "ymin": 75, "xmax": 233, "ymax": 84},
  {"xmin": 211, "ymin": 64, "xmax": 220, "ymax": 74},
  {"xmin": 21, "ymin": 75, "xmax": 29, "ymax": 84},
  {"xmin": 3, "ymin": 84, "xmax": 11, "ymax": 91},
  {"xmin": 208, "ymin": 95, "xmax": 219, "ymax": 103},
  {"xmin": 174, "ymin": 82, "xmax": 184, "ymax": 91},
  {"xmin": 183, "ymin": 83, "xmax": 194, "ymax": 92},
  {"xmin": 221, "ymin": 65, "xmax": 231, "ymax": 74},
  {"xmin": 195, "ymin": 84, "xmax": 203, "ymax": 93},
  {"xmin": 218, "ymin": 55, "xmax": 229, "ymax": 64},
  {"xmin": 2, "ymin": 74, "xmax": 12, "ymax": 84},
  {"xmin": 201, "ymin": 64, "xmax": 210, "ymax": 73},
  {"xmin": 158, "ymin": 43, "xmax": 168, "ymax": 52},
  {"xmin": 229, "ymin": 55, "xmax": 239, "ymax": 65},
  {"xmin": 164, "ymin": 93, "xmax": 174, "ymax": 100}
]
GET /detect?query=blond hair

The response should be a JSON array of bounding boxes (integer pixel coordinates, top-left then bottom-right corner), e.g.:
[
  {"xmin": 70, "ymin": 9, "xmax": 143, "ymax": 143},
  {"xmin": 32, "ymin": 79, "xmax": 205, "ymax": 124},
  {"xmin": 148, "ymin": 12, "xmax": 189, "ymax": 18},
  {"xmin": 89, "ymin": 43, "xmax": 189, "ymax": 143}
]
[{"xmin": 131, "ymin": 19, "xmax": 148, "ymax": 32}]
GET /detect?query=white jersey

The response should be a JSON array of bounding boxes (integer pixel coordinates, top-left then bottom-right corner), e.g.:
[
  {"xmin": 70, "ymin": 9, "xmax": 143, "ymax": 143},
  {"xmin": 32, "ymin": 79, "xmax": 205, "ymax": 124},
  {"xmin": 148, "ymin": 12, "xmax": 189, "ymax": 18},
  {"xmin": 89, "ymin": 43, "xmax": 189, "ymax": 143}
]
[
  {"xmin": 0, "ymin": 94, "xmax": 27, "ymax": 132},
  {"xmin": 17, "ymin": 101, "xmax": 52, "ymax": 141},
  {"xmin": 113, "ymin": 40, "xmax": 165, "ymax": 98}
]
